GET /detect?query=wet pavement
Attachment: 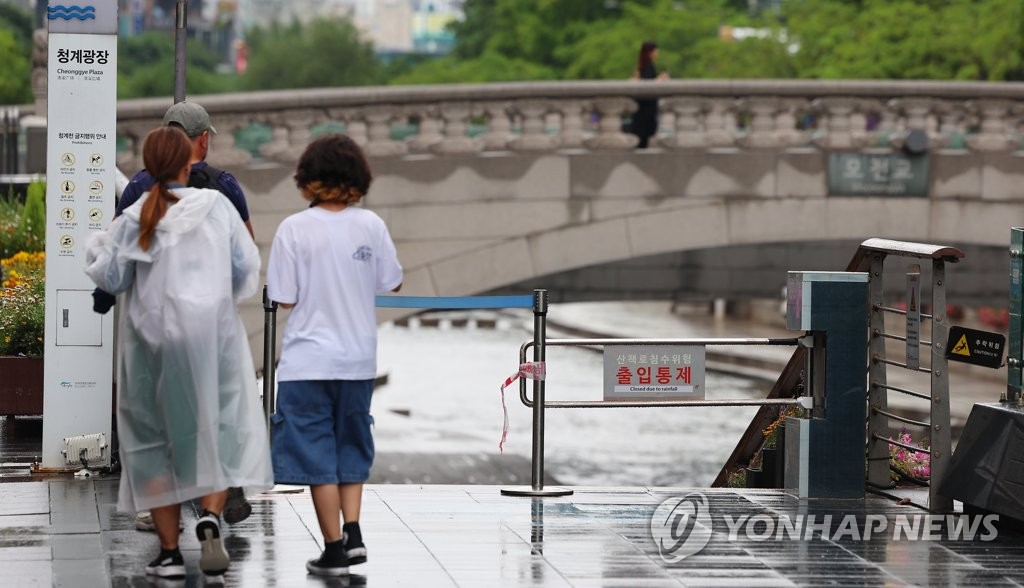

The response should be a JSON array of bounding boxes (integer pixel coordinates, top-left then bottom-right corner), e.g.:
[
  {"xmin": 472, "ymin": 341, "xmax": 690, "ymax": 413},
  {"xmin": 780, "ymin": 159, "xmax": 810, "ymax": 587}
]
[
  {"xmin": 3, "ymin": 304, "xmax": 1019, "ymax": 586},
  {"xmin": 1, "ymin": 477, "xmax": 1023, "ymax": 587}
]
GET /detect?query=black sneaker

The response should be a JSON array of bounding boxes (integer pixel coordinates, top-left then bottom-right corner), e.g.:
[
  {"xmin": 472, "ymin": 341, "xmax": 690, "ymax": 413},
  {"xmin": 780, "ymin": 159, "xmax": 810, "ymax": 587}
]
[
  {"xmin": 343, "ymin": 531, "xmax": 367, "ymax": 565},
  {"xmin": 196, "ymin": 513, "xmax": 230, "ymax": 575},
  {"xmin": 145, "ymin": 548, "xmax": 186, "ymax": 578},
  {"xmin": 306, "ymin": 544, "xmax": 349, "ymax": 576},
  {"xmin": 223, "ymin": 487, "xmax": 252, "ymax": 525}
]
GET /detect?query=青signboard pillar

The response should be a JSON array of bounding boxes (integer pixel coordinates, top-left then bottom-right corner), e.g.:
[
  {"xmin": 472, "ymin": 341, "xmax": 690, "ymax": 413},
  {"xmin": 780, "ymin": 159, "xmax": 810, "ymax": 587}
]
[
  {"xmin": 784, "ymin": 271, "xmax": 869, "ymax": 498},
  {"xmin": 40, "ymin": 0, "xmax": 118, "ymax": 470}
]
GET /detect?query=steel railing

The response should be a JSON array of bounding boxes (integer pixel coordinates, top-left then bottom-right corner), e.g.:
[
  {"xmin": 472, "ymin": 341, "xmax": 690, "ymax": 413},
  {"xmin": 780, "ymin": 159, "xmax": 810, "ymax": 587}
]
[
  {"xmin": 502, "ymin": 288, "xmax": 811, "ymax": 497},
  {"xmin": 856, "ymin": 238, "xmax": 964, "ymax": 512}
]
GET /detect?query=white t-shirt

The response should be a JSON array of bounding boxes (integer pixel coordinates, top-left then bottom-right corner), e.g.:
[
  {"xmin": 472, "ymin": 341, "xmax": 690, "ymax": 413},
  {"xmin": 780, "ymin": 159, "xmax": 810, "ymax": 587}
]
[{"xmin": 267, "ymin": 206, "xmax": 403, "ymax": 381}]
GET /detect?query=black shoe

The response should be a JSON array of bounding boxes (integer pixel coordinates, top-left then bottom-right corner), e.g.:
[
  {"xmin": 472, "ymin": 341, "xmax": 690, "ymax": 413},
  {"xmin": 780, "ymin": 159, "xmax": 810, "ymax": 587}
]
[
  {"xmin": 223, "ymin": 487, "xmax": 252, "ymax": 525},
  {"xmin": 306, "ymin": 540, "xmax": 349, "ymax": 576},
  {"xmin": 343, "ymin": 529, "xmax": 367, "ymax": 566},
  {"xmin": 145, "ymin": 548, "xmax": 186, "ymax": 578},
  {"xmin": 196, "ymin": 513, "xmax": 230, "ymax": 575}
]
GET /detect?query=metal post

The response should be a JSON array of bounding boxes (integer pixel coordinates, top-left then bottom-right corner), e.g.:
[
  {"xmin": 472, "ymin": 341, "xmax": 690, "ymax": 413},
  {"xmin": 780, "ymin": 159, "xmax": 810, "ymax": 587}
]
[
  {"xmin": 502, "ymin": 289, "xmax": 571, "ymax": 497},
  {"xmin": 262, "ymin": 285, "xmax": 278, "ymax": 430},
  {"xmin": 1008, "ymin": 228, "xmax": 1023, "ymax": 404},
  {"xmin": 867, "ymin": 254, "xmax": 892, "ymax": 488},
  {"xmin": 174, "ymin": 0, "xmax": 188, "ymax": 104},
  {"xmin": 929, "ymin": 260, "xmax": 953, "ymax": 512},
  {"xmin": 530, "ymin": 288, "xmax": 547, "ymax": 490}
]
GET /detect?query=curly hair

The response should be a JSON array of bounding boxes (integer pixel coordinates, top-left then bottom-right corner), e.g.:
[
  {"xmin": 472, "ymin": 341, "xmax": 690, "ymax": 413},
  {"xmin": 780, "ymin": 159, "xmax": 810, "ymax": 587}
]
[{"xmin": 294, "ymin": 134, "xmax": 372, "ymax": 206}]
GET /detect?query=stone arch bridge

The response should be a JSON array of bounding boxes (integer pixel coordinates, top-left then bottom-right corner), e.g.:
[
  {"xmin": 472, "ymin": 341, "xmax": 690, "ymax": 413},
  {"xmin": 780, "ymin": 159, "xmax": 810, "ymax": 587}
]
[{"xmin": 107, "ymin": 80, "xmax": 1024, "ymax": 358}]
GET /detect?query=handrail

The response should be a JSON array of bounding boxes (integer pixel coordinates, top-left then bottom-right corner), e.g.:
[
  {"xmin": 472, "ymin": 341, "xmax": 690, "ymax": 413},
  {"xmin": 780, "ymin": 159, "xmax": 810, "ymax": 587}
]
[
  {"xmin": 519, "ymin": 337, "xmax": 803, "ymax": 408},
  {"xmin": 860, "ymin": 237, "xmax": 956, "ymax": 511},
  {"xmin": 858, "ymin": 238, "xmax": 965, "ymax": 263},
  {"xmin": 716, "ymin": 237, "xmax": 960, "ymax": 506},
  {"xmin": 110, "ymin": 79, "xmax": 1024, "ymax": 120}
]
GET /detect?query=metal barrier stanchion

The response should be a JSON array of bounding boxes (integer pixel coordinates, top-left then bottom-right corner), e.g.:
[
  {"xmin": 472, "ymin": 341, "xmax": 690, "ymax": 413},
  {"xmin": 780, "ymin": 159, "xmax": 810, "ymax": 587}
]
[
  {"xmin": 262, "ymin": 285, "xmax": 278, "ymax": 430},
  {"xmin": 502, "ymin": 289, "xmax": 572, "ymax": 497}
]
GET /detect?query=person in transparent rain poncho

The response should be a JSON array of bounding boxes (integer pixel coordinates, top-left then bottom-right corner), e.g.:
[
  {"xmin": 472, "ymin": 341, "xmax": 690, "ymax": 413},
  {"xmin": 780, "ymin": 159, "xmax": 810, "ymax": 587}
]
[{"xmin": 85, "ymin": 126, "xmax": 273, "ymax": 580}]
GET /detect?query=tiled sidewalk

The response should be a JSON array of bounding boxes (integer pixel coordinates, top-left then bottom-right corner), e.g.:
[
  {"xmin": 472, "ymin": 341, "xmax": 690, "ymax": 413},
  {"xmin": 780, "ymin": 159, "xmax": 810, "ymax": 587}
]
[{"xmin": 2, "ymin": 479, "xmax": 1024, "ymax": 587}]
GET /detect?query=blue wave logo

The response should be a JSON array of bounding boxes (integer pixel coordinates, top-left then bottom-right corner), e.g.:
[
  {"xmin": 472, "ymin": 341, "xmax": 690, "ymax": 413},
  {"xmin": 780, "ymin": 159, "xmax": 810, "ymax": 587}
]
[{"xmin": 48, "ymin": 5, "xmax": 96, "ymax": 20}]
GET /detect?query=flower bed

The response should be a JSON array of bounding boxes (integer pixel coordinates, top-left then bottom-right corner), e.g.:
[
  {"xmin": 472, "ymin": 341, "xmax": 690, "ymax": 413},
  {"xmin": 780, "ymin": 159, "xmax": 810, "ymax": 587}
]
[
  {"xmin": 1, "ymin": 182, "xmax": 45, "ymax": 358},
  {"xmin": 0, "ymin": 251, "xmax": 45, "ymax": 357},
  {"xmin": 889, "ymin": 429, "xmax": 931, "ymax": 483}
]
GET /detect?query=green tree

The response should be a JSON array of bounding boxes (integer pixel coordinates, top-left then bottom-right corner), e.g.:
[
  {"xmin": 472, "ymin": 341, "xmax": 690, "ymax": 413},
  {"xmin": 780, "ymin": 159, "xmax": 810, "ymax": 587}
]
[
  {"xmin": 689, "ymin": 36, "xmax": 797, "ymax": 79},
  {"xmin": 242, "ymin": 18, "xmax": 380, "ymax": 90},
  {"xmin": 558, "ymin": 0, "xmax": 730, "ymax": 79},
  {"xmin": 0, "ymin": 27, "xmax": 30, "ymax": 104},
  {"xmin": 450, "ymin": 0, "xmax": 657, "ymax": 70},
  {"xmin": 118, "ymin": 32, "xmax": 236, "ymax": 98},
  {"xmin": 17, "ymin": 180, "xmax": 45, "ymax": 253},
  {"xmin": 783, "ymin": 0, "xmax": 1024, "ymax": 80},
  {"xmin": 403, "ymin": 0, "xmax": 1024, "ymax": 85},
  {"xmin": 390, "ymin": 50, "xmax": 558, "ymax": 84},
  {"xmin": 0, "ymin": 3, "xmax": 32, "ymax": 50}
]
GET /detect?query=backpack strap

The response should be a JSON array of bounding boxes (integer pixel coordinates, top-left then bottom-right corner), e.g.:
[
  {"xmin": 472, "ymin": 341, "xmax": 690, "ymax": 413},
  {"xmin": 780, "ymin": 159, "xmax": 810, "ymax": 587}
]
[{"xmin": 188, "ymin": 165, "xmax": 226, "ymax": 193}]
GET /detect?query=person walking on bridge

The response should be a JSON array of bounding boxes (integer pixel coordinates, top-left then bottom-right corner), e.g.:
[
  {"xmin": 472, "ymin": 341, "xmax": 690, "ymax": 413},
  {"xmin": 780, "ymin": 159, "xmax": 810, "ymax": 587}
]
[
  {"xmin": 630, "ymin": 40, "xmax": 670, "ymax": 149},
  {"xmin": 266, "ymin": 134, "xmax": 403, "ymax": 577}
]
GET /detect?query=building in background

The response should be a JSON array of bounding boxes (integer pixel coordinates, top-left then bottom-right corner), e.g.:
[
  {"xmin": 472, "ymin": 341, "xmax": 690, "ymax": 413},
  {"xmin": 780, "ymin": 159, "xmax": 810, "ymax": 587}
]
[{"xmin": 236, "ymin": 0, "xmax": 461, "ymax": 55}]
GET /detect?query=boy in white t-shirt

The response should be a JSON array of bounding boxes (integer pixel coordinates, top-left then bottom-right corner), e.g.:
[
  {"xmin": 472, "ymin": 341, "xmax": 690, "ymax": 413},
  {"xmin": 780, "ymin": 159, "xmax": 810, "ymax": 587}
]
[{"xmin": 266, "ymin": 134, "xmax": 403, "ymax": 577}]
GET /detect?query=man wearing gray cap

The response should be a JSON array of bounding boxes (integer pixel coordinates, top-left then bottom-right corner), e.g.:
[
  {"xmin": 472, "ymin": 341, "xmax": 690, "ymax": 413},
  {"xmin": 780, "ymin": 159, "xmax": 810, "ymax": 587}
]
[
  {"xmin": 115, "ymin": 101, "xmax": 254, "ymax": 238},
  {"xmin": 95, "ymin": 100, "xmax": 256, "ymax": 530}
]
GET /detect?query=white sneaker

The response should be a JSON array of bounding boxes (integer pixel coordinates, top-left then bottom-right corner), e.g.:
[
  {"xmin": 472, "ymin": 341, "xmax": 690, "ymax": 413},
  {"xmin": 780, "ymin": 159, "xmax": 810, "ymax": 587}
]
[{"xmin": 135, "ymin": 511, "xmax": 185, "ymax": 532}]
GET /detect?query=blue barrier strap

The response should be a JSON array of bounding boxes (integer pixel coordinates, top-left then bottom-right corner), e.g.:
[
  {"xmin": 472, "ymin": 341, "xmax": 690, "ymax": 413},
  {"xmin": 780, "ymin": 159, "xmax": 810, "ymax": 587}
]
[{"xmin": 375, "ymin": 295, "xmax": 535, "ymax": 310}]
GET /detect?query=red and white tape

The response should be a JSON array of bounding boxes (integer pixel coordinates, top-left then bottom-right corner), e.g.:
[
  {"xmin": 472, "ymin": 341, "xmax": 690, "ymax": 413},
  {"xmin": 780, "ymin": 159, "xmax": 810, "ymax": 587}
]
[{"xmin": 498, "ymin": 361, "xmax": 546, "ymax": 453}]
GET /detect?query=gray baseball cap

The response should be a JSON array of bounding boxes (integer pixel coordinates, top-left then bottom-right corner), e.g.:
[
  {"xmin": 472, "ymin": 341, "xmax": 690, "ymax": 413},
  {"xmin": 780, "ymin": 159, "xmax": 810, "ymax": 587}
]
[{"xmin": 163, "ymin": 101, "xmax": 218, "ymax": 137}]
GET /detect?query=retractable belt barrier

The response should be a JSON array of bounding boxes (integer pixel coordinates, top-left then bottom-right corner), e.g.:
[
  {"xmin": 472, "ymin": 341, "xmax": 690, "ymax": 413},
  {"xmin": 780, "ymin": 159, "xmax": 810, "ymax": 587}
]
[{"xmin": 260, "ymin": 288, "xmax": 536, "ymax": 431}]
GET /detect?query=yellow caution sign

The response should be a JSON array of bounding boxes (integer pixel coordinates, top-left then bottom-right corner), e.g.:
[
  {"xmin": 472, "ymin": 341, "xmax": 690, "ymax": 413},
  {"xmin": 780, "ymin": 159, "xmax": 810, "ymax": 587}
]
[
  {"xmin": 951, "ymin": 334, "xmax": 971, "ymax": 357},
  {"xmin": 946, "ymin": 326, "xmax": 1005, "ymax": 369}
]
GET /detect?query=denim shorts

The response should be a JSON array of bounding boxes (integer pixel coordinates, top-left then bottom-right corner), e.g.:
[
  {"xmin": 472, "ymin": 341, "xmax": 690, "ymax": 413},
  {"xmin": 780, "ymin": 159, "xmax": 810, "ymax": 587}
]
[{"xmin": 270, "ymin": 379, "xmax": 375, "ymax": 485}]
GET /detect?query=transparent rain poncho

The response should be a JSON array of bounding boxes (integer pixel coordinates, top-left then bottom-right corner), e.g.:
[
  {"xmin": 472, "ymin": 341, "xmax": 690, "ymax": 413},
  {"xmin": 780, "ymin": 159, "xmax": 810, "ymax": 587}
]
[{"xmin": 85, "ymin": 187, "xmax": 272, "ymax": 512}]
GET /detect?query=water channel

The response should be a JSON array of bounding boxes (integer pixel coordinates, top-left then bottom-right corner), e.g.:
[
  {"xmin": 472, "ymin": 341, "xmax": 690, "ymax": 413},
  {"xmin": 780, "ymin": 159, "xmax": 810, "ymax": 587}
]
[{"xmin": 373, "ymin": 302, "xmax": 769, "ymax": 488}]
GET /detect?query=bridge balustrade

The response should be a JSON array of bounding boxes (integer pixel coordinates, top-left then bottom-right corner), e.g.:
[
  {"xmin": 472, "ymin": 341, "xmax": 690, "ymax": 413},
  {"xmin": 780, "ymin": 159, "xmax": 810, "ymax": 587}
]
[{"xmin": 103, "ymin": 80, "xmax": 1024, "ymax": 171}]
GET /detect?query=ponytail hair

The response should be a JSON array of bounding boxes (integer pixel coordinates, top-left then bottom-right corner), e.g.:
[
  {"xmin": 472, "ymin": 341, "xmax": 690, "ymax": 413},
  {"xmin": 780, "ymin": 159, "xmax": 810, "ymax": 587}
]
[{"xmin": 138, "ymin": 126, "xmax": 191, "ymax": 250}]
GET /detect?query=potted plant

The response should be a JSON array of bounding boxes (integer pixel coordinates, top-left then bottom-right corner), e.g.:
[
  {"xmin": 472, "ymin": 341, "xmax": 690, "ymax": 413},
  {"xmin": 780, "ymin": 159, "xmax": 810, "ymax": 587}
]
[
  {"xmin": 889, "ymin": 428, "xmax": 931, "ymax": 484},
  {"xmin": 1, "ymin": 183, "xmax": 46, "ymax": 416},
  {"xmin": 758, "ymin": 405, "xmax": 806, "ymax": 488},
  {"xmin": 745, "ymin": 450, "xmax": 767, "ymax": 488}
]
